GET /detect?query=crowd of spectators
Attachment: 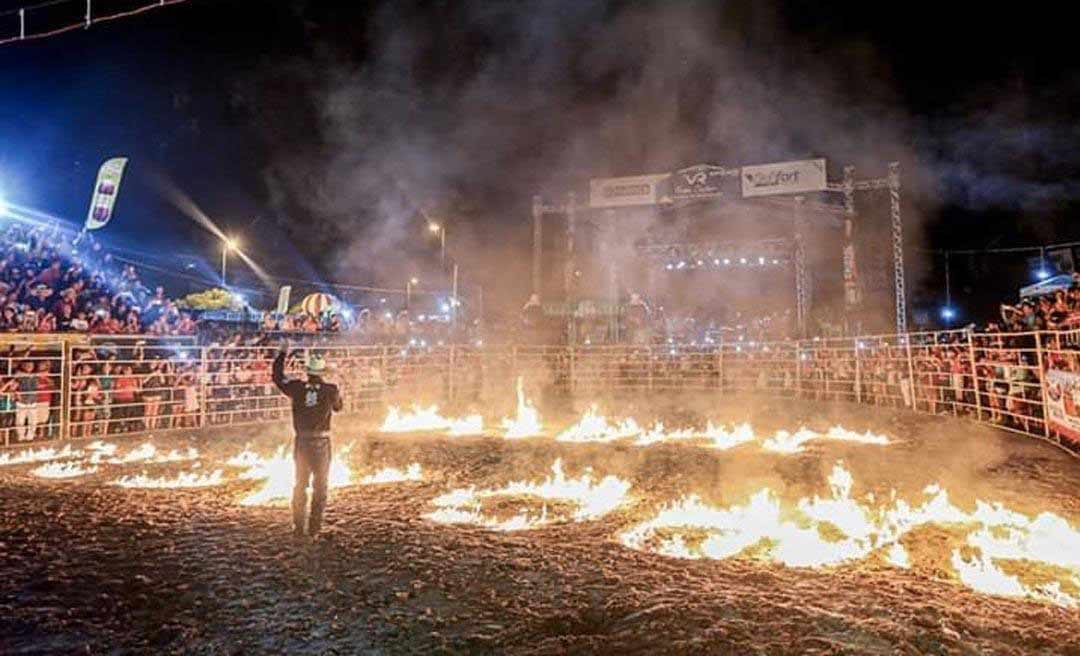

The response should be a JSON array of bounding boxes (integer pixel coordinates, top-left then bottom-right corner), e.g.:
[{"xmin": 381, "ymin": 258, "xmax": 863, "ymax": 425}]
[{"xmin": 1, "ymin": 223, "xmax": 196, "ymax": 336}]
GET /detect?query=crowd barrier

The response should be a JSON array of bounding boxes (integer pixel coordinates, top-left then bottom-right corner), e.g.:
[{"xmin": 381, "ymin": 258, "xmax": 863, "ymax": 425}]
[{"xmin": 1, "ymin": 330, "xmax": 1077, "ymax": 454}]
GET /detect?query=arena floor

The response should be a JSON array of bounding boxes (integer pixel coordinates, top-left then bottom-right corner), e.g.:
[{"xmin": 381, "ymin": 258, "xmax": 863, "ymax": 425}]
[{"xmin": 1, "ymin": 397, "xmax": 1078, "ymax": 655}]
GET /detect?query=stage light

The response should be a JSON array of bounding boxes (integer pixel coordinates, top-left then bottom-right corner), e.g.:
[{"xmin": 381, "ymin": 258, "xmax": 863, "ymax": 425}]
[
  {"xmin": 723, "ymin": 258, "xmax": 730, "ymax": 265},
  {"xmin": 665, "ymin": 263, "xmax": 674, "ymax": 270},
  {"xmin": 677, "ymin": 261, "xmax": 686, "ymax": 269},
  {"xmin": 440, "ymin": 302, "xmax": 450, "ymax": 313},
  {"xmin": 696, "ymin": 260, "xmax": 703, "ymax": 266},
  {"xmin": 758, "ymin": 257, "xmax": 765, "ymax": 265},
  {"xmin": 1035, "ymin": 268, "xmax": 1051, "ymax": 281},
  {"xmin": 713, "ymin": 259, "xmax": 720, "ymax": 265},
  {"xmin": 739, "ymin": 258, "xmax": 747, "ymax": 264},
  {"xmin": 940, "ymin": 307, "xmax": 956, "ymax": 320},
  {"xmin": 772, "ymin": 259, "xmax": 780, "ymax": 265}
]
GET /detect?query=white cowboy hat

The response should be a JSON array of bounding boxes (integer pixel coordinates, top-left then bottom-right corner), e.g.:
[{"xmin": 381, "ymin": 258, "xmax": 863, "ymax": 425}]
[{"xmin": 306, "ymin": 354, "xmax": 328, "ymax": 375}]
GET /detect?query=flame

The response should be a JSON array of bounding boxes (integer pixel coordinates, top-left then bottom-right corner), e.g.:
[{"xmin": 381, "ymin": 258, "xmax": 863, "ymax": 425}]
[
  {"xmin": 425, "ymin": 458, "xmax": 631, "ymax": 531},
  {"xmin": 236, "ymin": 443, "xmax": 355, "ymax": 506},
  {"xmin": 30, "ymin": 461, "xmax": 98, "ymax": 479},
  {"xmin": 360, "ymin": 463, "xmax": 423, "ymax": 485},
  {"xmin": 500, "ymin": 377, "xmax": 543, "ymax": 438},
  {"xmin": 446, "ymin": 414, "xmax": 484, "ymax": 436},
  {"xmin": 93, "ymin": 442, "xmax": 199, "ymax": 465},
  {"xmin": 761, "ymin": 426, "xmax": 890, "ymax": 454},
  {"xmin": 621, "ymin": 461, "xmax": 1080, "ymax": 606},
  {"xmin": 0, "ymin": 444, "xmax": 82, "ymax": 466},
  {"xmin": 380, "ymin": 405, "xmax": 484, "ymax": 435},
  {"xmin": 112, "ymin": 468, "xmax": 226, "ymax": 489},
  {"xmin": 555, "ymin": 406, "xmax": 644, "ymax": 443}
]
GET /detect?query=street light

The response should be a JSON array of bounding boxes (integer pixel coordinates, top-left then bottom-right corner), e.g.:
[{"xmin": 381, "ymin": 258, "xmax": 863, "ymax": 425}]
[
  {"xmin": 406, "ymin": 277, "xmax": 419, "ymax": 309},
  {"xmin": 221, "ymin": 235, "xmax": 238, "ymax": 286},
  {"xmin": 428, "ymin": 222, "xmax": 445, "ymax": 265}
]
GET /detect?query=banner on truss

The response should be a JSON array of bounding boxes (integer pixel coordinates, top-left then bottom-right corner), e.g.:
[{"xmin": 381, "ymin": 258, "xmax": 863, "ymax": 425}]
[
  {"xmin": 85, "ymin": 157, "xmax": 128, "ymax": 230},
  {"xmin": 669, "ymin": 164, "xmax": 740, "ymax": 201},
  {"xmin": 589, "ymin": 174, "xmax": 669, "ymax": 208},
  {"xmin": 741, "ymin": 158, "xmax": 827, "ymax": 198}
]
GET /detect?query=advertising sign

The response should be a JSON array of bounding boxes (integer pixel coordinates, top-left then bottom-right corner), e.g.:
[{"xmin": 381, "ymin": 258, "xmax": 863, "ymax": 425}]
[
  {"xmin": 670, "ymin": 164, "xmax": 739, "ymax": 201},
  {"xmin": 1045, "ymin": 369, "xmax": 1080, "ymax": 445},
  {"xmin": 276, "ymin": 286, "xmax": 292, "ymax": 315},
  {"xmin": 589, "ymin": 174, "xmax": 669, "ymax": 208},
  {"xmin": 741, "ymin": 158, "xmax": 827, "ymax": 198}
]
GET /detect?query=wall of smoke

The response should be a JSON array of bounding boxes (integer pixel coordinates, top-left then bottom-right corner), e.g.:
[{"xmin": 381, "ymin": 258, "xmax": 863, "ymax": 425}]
[{"xmin": 243, "ymin": 0, "xmax": 1077, "ymax": 326}]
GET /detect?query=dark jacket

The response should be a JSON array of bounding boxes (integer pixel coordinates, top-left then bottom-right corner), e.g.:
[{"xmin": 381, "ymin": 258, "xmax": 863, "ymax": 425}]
[{"xmin": 272, "ymin": 352, "xmax": 343, "ymax": 438}]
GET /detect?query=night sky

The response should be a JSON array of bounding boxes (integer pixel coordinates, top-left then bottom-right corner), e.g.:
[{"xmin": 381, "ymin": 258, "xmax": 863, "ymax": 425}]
[{"xmin": 1, "ymin": 0, "xmax": 1078, "ymax": 322}]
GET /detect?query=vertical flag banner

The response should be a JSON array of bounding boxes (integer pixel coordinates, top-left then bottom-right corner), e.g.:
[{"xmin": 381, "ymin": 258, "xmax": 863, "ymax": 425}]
[
  {"xmin": 276, "ymin": 286, "xmax": 292, "ymax": 314},
  {"xmin": 85, "ymin": 157, "xmax": 128, "ymax": 230}
]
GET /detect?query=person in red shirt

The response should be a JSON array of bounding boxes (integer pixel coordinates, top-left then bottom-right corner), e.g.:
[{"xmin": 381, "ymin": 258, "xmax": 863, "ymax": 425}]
[
  {"xmin": 34, "ymin": 360, "xmax": 56, "ymax": 439},
  {"xmin": 112, "ymin": 365, "xmax": 141, "ymax": 432}
]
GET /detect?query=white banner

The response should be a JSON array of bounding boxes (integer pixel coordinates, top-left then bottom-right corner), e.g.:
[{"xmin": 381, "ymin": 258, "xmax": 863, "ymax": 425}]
[
  {"xmin": 589, "ymin": 174, "xmax": 669, "ymax": 208},
  {"xmin": 741, "ymin": 158, "xmax": 826, "ymax": 198},
  {"xmin": 85, "ymin": 157, "xmax": 128, "ymax": 230},
  {"xmin": 276, "ymin": 286, "xmax": 292, "ymax": 314}
]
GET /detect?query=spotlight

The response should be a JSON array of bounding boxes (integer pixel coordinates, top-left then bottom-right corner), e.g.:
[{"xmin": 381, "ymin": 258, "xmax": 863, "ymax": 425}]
[
  {"xmin": 1035, "ymin": 268, "xmax": 1051, "ymax": 281},
  {"xmin": 940, "ymin": 307, "xmax": 956, "ymax": 320},
  {"xmin": 713, "ymin": 259, "xmax": 720, "ymax": 265},
  {"xmin": 723, "ymin": 258, "xmax": 730, "ymax": 265},
  {"xmin": 758, "ymin": 257, "xmax": 765, "ymax": 265},
  {"xmin": 772, "ymin": 259, "xmax": 780, "ymax": 265},
  {"xmin": 739, "ymin": 258, "xmax": 747, "ymax": 265},
  {"xmin": 665, "ymin": 263, "xmax": 674, "ymax": 270}
]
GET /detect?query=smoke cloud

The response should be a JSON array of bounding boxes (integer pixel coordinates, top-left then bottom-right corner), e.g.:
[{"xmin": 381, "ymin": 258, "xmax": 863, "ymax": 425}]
[{"xmin": 238, "ymin": 0, "xmax": 1076, "ymax": 324}]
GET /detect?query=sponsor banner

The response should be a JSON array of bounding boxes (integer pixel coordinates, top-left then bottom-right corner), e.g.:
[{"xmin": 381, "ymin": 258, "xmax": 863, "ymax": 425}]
[
  {"xmin": 1019, "ymin": 274, "xmax": 1074, "ymax": 300},
  {"xmin": 589, "ymin": 174, "xmax": 669, "ymax": 208},
  {"xmin": 741, "ymin": 158, "xmax": 827, "ymax": 198},
  {"xmin": 670, "ymin": 164, "xmax": 739, "ymax": 201},
  {"xmin": 1044, "ymin": 369, "xmax": 1080, "ymax": 444},
  {"xmin": 276, "ymin": 286, "xmax": 292, "ymax": 315},
  {"xmin": 85, "ymin": 157, "xmax": 128, "ymax": 230},
  {"xmin": 541, "ymin": 301, "xmax": 623, "ymax": 317}
]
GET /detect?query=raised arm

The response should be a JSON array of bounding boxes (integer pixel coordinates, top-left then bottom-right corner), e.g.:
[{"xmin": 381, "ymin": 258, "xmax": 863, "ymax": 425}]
[{"xmin": 272, "ymin": 339, "xmax": 292, "ymax": 394}]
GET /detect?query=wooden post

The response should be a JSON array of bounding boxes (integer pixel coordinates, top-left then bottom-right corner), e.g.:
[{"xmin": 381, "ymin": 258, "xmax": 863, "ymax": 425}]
[
  {"xmin": 1034, "ymin": 332, "xmax": 1053, "ymax": 440},
  {"xmin": 967, "ymin": 330, "xmax": 982, "ymax": 421}
]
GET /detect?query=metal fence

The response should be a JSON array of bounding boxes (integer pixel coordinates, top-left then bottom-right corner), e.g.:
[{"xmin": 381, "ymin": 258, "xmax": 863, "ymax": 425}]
[{"xmin": 2, "ymin": 330, "xmax": 1078, "ymax": 453}]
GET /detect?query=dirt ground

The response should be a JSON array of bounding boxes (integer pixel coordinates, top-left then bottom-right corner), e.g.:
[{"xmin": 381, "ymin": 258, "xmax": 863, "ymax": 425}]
[{"xmin": 1, "ymin": 397, "xmax": 1078, "ymax": 655}]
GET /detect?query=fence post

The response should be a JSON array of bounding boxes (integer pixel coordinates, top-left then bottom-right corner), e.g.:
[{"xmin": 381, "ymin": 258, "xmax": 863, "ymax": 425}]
[
  {"xmin": 568, "ymin": 345, "xmax": 576, "ymax": 394},
  {"xmin": 447, "ymin": 345, "xmax": 456, "ymax": 405},
  {"xmin": 853, "ymin": 338, "xmax": 862, "ymax": 404},
  {"xmin": 904, "ymin": 334, "xmax": 916, "ymax": 411},
  {"xmin": 714, "ymin": 344, "xmax": 722, "ymax": 395},
  {"xmin": 794, "ymin": 341, "xmax": 802, "ymax": 400},
  {"xmin": 60, "ymin": 339, "xmax": 72, "ymax": 442},
  {"xmin": 1033, "ymin": 332, "xmax": 1053, "ymax": 439},
  {"xmin": 967, "ymin": 331, "xmax": 982, "ymax": 421},
  {"xmin": 198, "ymin": 346, "xmax": 208, "ymax": 429}
]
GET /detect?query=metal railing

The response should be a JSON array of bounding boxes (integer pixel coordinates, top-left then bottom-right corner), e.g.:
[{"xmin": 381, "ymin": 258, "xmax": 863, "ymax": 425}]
[{"xmin": 1, "ymin": 330, "xmax": 1077, "ymax": 454}]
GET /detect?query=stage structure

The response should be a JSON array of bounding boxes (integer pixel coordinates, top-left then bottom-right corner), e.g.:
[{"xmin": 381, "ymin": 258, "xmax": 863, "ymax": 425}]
[{"xmin": 531, "ymin": 160, "xmax": 905, "ymax": 339}]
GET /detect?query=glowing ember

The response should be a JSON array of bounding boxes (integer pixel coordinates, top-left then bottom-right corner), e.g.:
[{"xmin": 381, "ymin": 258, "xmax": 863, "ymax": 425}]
[
  {"xmin": 556, "ymin": 406, "xmax": 643, "ymax": 443},
  {"xmin": 30, "ymin": 461, "xmax": 98, "ymax": 479},
  {"xmin": 621, "ymin": 462, "xmax": 1080, "ymax": 606},
  {"xmin": 360, "ymin": 463, "xmax": 423, "ymax": 485},
  {"xmin": 500, "ymin": 377, "xmax": 543, "ymax": 438},
  {"xmin": 238, "ymin": 443, "xmax": 355, "ymax": 506},
  {"xmin": 112, "ymin": 469, "xmax": 226, "ymax": 489},
  {"xmin": 0, "ymin": 444, "xmax": 82, "ymax": 466},
  {"xmin": 426, "ymin": 458, "xmax": 631, "ymax": 531}
]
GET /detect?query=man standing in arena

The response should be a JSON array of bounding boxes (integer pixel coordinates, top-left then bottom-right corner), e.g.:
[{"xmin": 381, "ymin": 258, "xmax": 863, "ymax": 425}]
[{"xmin": 272, "ymin": 339, "xmax": 343, "ymax": 538}]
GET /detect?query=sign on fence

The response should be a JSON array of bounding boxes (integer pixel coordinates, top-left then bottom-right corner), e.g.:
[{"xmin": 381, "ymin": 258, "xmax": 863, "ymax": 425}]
[{"xmin": 1044, "ymin": 369, "xmax": 1080, "ymax": 444}]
